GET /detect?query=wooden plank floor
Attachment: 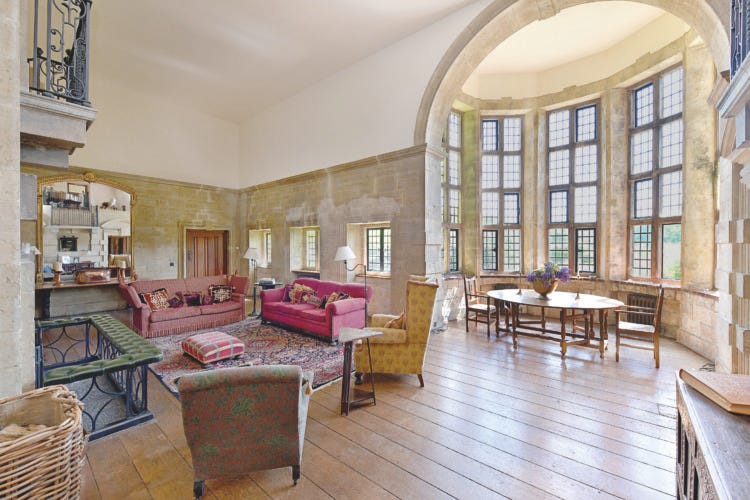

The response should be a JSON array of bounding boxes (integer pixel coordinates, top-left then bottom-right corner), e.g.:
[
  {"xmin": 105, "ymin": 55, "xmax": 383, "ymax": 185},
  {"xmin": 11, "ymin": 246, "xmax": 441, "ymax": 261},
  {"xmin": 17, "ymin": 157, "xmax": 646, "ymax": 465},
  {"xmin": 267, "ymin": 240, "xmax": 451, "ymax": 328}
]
[{"xmin": 81, "ymin": 320, "xmax": 708, "ymax": 499}]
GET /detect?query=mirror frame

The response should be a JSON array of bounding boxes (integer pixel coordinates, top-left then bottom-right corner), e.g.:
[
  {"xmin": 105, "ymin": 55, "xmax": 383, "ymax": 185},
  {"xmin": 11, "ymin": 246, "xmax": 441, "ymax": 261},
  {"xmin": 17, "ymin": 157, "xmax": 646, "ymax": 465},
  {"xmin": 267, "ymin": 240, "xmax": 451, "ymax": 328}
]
[{"xmin": 36, "ymin": 172, "xmax": 137, "ymax": 283}]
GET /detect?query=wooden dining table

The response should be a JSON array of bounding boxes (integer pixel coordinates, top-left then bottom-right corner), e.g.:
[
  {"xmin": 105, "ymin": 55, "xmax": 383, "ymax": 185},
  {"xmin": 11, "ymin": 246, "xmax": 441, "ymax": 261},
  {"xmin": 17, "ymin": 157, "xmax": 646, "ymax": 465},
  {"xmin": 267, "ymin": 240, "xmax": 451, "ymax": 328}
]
[{"xmin": 486, "ymin": 288, "xmax": 624, "ymax": 357}]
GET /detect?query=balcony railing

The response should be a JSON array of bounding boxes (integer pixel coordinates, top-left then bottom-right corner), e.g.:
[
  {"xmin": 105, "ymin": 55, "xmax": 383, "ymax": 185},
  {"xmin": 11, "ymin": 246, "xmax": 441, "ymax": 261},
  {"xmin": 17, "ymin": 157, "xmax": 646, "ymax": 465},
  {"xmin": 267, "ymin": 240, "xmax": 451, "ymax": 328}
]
[
  {"xmin": 27, "ymin": 0, "xmax": 92, "ymax": 106},
  {"xmin": 732, "ymin": 0, "xmax": 750, "ymax": 77}
]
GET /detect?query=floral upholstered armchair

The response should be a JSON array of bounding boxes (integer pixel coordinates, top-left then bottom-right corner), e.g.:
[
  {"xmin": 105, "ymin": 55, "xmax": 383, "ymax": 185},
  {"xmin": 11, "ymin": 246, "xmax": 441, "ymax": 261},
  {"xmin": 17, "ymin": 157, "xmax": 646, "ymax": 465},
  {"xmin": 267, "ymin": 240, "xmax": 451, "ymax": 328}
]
[
  {"xmin": 177, "ymin": 365, "xmax": 313, "ymax": 499},
  {"xmin": 354, "ymin": 279, "xmax": 439, "ymax": 387}
]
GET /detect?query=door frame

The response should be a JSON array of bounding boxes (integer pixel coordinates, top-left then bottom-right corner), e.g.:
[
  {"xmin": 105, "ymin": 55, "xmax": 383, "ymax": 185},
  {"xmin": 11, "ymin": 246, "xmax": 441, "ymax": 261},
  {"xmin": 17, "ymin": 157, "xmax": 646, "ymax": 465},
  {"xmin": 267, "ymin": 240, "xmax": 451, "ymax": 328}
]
[{"xmin": 178, "ymin": 222, "xmax": 234, "ymax": 278}]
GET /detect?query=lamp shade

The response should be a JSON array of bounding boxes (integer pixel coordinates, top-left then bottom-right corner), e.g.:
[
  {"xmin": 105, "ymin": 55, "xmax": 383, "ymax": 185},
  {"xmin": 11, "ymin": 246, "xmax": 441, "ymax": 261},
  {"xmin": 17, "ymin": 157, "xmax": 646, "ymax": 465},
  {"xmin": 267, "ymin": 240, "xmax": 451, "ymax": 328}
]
[
  {"xmin": 334, "ymin": 245, "xmax": 356, "ymax": 261},
  {"xmin": 243, "ymin": 247, "xmax": 260, "ymax": 261}
]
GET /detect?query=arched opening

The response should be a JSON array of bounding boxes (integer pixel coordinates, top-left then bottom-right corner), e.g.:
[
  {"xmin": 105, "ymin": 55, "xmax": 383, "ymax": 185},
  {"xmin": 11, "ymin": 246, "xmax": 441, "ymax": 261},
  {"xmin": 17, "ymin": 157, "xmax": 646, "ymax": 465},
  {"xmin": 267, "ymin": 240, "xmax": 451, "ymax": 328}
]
[{"xmin": 417, "ymin": 0, "xmax": 728, "ymax": 363}]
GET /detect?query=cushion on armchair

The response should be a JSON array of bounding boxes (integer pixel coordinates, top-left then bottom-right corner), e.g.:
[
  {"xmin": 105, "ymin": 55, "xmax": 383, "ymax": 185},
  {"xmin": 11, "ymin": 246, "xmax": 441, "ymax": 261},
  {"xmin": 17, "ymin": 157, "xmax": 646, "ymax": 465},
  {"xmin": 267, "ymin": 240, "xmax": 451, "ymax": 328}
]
[{"xmin": 384, "ymin": 311, "xmax": 406, "ymax": 329}]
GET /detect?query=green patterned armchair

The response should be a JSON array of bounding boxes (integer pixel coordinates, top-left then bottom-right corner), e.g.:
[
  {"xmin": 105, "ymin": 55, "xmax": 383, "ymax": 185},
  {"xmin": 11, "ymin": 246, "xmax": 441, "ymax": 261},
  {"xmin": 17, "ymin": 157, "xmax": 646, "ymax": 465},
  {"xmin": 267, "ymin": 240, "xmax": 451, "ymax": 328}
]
[
  {"xmin": 354, "ymin": 280, "xmax": 439, "ymax": 387},
  {"xmin": 177, "ymin": 365, "xmax": 313, "ymax": 499}
]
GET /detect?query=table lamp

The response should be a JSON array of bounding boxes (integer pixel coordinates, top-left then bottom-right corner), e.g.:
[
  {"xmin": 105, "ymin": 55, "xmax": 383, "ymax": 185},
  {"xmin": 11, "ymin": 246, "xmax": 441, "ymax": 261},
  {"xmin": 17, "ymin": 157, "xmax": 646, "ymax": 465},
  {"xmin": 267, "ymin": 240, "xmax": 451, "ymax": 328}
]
[
  {"xmin": 334, "ymin": 245, "xmax": 368, "ymax": 322},
  {"xmin": 243, "ymin": 247, "xmax": 261, "ymax": 316},
  {"xmin": 52, "ymin": 261, "xmax": 63, "ymax": 286}
]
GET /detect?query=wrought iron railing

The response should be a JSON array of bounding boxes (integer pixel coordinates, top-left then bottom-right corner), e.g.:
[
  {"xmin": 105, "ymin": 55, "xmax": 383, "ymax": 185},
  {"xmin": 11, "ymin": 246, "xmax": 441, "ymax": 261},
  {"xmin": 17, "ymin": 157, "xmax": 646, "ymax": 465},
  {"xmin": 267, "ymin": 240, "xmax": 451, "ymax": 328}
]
[
  {"xmin": 27, "ymin": 0, "xmax": 92, "ymax": 106},
  {"xmin": 732, "ymin": 0, "xmax": 750, "ymax": 77}
]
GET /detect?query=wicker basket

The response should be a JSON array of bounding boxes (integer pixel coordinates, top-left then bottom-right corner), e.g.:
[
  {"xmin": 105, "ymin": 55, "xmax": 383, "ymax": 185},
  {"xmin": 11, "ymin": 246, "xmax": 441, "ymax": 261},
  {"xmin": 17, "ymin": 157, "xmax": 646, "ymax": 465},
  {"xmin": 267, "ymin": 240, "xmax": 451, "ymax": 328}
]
[{"xmin": 0, "ymin": 385, "xmax": 86, "ymax": 499}]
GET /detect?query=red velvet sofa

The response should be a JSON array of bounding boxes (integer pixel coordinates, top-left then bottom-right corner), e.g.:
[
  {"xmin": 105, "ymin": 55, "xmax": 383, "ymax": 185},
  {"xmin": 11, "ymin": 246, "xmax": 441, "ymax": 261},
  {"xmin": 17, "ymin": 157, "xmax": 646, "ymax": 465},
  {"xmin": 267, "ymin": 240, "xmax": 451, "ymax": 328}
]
[
  {"xmin": 119, "ymin": 274, "xmax": 250, "ymax": 338},
  {"xmin": 260, "ymin": 278, "xmax": 372, "ymax": 343}
]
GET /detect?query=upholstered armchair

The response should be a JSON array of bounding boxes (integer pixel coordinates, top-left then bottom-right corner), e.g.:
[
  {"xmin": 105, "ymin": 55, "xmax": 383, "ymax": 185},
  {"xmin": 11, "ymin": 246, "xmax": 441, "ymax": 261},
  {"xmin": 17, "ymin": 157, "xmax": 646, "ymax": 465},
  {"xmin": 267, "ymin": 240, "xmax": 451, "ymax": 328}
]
[
  {"xmin": 177, "ymin": 365, "xmax": 313, "ymax": 499},
  {"xmin": 354, "ymin": 280, "xmax": 439, "ymax": 387}
]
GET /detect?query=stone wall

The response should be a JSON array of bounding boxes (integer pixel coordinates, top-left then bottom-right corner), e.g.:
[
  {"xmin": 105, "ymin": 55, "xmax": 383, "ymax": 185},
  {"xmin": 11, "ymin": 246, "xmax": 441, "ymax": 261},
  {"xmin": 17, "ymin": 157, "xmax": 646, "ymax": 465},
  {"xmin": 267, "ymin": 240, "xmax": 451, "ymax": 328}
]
[{"xmin": 243, "ymin": 146, "xmax": 430, "ymax": 316}]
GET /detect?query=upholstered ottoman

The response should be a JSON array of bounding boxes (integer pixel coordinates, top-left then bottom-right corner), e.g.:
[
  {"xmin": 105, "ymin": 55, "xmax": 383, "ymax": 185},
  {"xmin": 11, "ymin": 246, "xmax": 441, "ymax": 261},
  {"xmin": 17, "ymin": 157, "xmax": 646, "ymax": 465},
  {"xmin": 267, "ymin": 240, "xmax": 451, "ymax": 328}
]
[{"xmin": 182, "ymin": 331, "xmax": 245, "ymax": 364}]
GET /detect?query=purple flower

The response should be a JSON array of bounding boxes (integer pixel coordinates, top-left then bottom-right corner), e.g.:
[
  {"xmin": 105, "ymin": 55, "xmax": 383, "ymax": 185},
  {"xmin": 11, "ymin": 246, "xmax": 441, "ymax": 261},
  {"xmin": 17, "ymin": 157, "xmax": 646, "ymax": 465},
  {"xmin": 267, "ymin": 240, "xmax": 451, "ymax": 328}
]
[{"xmin": 526, "ymin": 262, "xmax": 570, "ymax": 285}]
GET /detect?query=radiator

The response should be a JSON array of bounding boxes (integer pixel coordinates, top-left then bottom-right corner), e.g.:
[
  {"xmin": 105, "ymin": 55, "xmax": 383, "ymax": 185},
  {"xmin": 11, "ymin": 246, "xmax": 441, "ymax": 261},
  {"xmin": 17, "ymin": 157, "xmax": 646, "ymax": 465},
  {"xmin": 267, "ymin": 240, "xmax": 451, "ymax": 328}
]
[{"xmin": 627, "ymin": 292, "xmax": 657, "ymax": 325}]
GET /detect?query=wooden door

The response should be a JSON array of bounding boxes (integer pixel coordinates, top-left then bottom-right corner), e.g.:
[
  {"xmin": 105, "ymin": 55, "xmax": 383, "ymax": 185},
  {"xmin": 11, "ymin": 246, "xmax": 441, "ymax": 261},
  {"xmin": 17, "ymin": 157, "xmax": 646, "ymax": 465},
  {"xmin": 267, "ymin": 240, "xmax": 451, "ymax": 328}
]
[{"xmin": 186, "ymin": 229, "xmax": 228, "ymax": 277}]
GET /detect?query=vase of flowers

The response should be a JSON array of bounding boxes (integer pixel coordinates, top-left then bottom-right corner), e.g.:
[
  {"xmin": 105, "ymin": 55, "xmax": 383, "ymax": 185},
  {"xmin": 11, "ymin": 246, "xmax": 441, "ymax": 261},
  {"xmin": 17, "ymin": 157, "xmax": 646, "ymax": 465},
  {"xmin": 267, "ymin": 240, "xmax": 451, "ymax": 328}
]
[{"xmin": 526, "ymin": 262, "xmax": 570, "ymax": 297}]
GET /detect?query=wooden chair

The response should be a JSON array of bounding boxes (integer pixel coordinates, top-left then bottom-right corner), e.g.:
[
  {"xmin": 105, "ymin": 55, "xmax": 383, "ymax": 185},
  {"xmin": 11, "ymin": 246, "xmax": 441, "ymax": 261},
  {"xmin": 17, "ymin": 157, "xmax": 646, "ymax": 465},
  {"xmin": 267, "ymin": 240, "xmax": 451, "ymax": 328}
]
[
  {"xmin": 463, "ymin": 275, "xmax": 496, "ymax": 337},
  {"xmin": 615, "ymin": 286, "xmax": 665, "ymax": 368}
]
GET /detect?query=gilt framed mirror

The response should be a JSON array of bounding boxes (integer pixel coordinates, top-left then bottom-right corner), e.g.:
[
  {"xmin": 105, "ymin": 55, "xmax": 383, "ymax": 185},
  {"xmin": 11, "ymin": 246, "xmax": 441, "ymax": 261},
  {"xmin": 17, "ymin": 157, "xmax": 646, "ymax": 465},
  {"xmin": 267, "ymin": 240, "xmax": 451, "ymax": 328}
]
[{"xmin": 36, "ymin": 172, "xmax": 136, "ymax": 283}]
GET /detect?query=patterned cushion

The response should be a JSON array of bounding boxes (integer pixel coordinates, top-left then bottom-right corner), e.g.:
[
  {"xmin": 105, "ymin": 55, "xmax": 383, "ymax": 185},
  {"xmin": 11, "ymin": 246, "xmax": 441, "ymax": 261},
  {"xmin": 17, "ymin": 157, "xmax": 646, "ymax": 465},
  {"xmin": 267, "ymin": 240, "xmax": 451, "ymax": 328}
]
[
  {"xmin": 209, "ymin": 284, "xmax": 234, "ymax": 303},
  {"xmin": 138, "ymin": 287, "xmax": 167, "ymax": 304},
  {"xmin": 143, "ymin": 289, "xmax": 170, "ymax": 311},
  {"xmin": 178, "ymin": 291, "xmax": 203, "ymax": 307},
  {"xmin": 168, "ymin": 296, "xmax": 183, "ymax": 308},
  {"xmin": 329, "ymin": 292, "xmax": 350, "ymax": 303},
  {"xmin": 305, "ymin": 294, "xmax": 323, "ymax": 307},
  {"xmin": 182, "ymin": 331, "xmax": 246, "ymax": 364},
  {"xmin": 291, "ymin": 284, "xmax": 316, "ymax": 304},
  {"xmin": 282, "ymin": 284, "xmax": 294, "ymax": 302}
]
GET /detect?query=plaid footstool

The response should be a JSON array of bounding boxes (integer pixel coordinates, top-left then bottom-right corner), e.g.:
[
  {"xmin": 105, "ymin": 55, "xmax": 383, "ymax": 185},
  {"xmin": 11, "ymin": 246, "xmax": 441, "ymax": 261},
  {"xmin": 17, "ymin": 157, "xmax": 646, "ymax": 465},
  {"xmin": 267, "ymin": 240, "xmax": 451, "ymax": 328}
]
[{"xmin": 182, "ymin": 331, "xmax": 245, "ymax": 364}]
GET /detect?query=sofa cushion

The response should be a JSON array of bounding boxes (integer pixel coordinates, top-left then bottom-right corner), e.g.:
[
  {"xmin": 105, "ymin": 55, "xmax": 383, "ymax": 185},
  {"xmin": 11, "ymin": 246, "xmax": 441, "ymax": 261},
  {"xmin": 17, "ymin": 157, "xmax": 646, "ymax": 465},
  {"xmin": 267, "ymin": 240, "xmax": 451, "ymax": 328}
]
[
  {"xmin": 178, "ymin": 291, "xmax": 203, "ymax": 307},
  {"xmin": 263, "ymin": 302, "xmax": 316, "ymax": 315},
  {"xmin": 209, "ymin": 284, "xmax": 234, "ymax": 303},
  {"xmin": 182, "ymin": 331, "xmax": 245, "ymax": 364},
  {"xmin": 199, "ymin": 301, "xmax": 242, "ymax": 315},
  {"xmin": 138, "ymin": 287, "xmax": 167, "ymax": 304},
  {"xmin": 168, "ymin": 296, "xmax": 183, "ymax": 308},
  {"xmin": 143, "ymin": 289, "xmax": 170, "ymax": 311},
  {"xmin": 291, "ymin": 284, "xmax": 316, "ymax": 304},
  {"xmin": 297, "ymin": 307, "xmax": 327, "ymax": 323},
  {"xmin": 150, "ymin": 305, "xmax": 201, "ymax": 323}
]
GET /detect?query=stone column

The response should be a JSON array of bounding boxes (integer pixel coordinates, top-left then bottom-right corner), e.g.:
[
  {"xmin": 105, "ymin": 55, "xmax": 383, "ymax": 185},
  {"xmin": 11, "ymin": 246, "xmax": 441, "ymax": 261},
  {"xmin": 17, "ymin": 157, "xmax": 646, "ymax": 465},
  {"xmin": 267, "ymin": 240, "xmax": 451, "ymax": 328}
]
[
  {"xmin": 602, "ymin": 88, "xmax": 629, "ymax": 281},
  {"xmin": 461, "ymin": 109, "xmax": 479, "ymax": 275},
  {"xmin": 683, "ymin": 42, "xmax": 717, "ymax": 290},
  {"xmin": 1, "ymin": 1, "xmax": 34, "ymax": 396},
  {"xmin": 528, "ymin": 109, "xmax": 546, "ymax": 270}
]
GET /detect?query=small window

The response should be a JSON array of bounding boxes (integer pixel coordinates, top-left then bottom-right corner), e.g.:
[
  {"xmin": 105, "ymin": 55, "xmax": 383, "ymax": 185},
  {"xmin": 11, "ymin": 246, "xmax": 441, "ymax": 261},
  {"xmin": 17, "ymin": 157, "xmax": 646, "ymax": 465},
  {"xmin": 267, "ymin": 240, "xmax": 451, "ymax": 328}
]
[
  {"xmin": 366, "ymin": 227, "xmax": 391, "ymax": 273},
  {"xmin": 448, "ymin": 229, "xmax": 459, "ymax": 272},
  {"xmin": 304, "ymin": 228, "xmax": 319, "ymax": 270}
]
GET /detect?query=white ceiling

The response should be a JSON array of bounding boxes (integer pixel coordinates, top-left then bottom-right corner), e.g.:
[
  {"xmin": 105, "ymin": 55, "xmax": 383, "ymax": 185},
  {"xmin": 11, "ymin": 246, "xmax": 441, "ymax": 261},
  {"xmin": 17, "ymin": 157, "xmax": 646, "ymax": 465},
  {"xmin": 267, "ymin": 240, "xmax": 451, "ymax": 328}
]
[
  {"xmin": 475, "ymin": 2, "xmax": 666, "ymax": 74},
  {"xmin": 90, "ymin": 1, "xmax": 667, "ymax": 124}
]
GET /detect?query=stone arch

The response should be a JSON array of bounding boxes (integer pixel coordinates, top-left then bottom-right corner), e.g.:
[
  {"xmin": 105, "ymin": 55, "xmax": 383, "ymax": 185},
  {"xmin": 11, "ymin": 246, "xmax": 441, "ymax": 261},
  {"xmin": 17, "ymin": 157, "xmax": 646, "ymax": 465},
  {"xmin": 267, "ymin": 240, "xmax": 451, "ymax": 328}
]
[{"xmin": 414, "ymin": 0, "xmax": 729, "ymax": 148}]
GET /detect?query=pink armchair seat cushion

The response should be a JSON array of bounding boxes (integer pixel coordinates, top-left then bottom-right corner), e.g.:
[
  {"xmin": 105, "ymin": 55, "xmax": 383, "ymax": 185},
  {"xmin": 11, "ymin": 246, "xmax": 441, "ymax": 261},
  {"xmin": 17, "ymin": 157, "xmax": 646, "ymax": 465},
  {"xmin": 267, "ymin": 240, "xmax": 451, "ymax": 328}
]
[{"xmin": 182, "ymin": 331, "xmax": 246, "ymax": 364}]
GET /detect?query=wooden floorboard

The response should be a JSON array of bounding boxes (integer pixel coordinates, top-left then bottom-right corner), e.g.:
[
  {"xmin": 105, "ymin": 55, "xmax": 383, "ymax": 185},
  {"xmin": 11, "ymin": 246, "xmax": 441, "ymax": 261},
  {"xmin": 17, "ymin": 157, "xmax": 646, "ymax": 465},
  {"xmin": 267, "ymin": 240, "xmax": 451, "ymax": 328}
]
[{"xmin": 81, "ymin": 319, "xmax": 708, "ymax": 499}]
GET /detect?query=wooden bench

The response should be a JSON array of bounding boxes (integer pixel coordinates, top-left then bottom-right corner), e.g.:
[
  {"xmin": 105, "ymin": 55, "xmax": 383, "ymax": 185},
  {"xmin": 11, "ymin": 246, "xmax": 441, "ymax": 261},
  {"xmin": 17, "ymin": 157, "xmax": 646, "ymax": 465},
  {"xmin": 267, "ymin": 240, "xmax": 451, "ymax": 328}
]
[{"xmin": 35, "ymin": 314, "xmax": 163, "ymax": 440}]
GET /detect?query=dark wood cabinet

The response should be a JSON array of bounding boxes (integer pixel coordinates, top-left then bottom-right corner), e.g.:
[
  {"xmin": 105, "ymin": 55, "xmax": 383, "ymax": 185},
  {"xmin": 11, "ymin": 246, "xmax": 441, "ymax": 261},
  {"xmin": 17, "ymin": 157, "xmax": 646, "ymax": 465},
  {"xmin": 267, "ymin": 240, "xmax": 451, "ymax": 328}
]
[{"xmin": 676, "ymin": 376, "xmax": 750, "ymax": 499}]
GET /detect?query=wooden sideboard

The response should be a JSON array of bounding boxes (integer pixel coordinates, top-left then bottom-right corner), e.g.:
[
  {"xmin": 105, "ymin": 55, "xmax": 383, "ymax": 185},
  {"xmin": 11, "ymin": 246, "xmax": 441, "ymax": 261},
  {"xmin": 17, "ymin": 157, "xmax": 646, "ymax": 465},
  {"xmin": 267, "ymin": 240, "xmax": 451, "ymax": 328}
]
[{"xmin": 676, "ymin": 376, "xmax": 750, "ymax": 499}]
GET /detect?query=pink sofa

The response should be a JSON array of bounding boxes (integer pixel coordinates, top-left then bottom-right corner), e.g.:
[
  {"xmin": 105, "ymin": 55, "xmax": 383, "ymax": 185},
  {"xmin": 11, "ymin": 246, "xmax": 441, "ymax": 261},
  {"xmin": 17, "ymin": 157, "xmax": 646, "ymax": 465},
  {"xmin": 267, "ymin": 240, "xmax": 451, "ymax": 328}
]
[
  {"xmin": 119, "ymin": 274, "xmax": 250, "ymax": 338},
  {"xmin": 260, "ymin": 278, "xmax": 372, "ymax": 343}
]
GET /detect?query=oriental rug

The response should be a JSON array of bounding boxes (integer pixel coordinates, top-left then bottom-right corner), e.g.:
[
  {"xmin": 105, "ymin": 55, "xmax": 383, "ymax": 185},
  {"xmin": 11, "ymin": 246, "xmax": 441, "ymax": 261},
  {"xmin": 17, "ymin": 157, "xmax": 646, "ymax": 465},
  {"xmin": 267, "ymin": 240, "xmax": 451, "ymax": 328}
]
[{"xmin": 147, "ymin": 317, "xmax": 345, "ymax": 397}]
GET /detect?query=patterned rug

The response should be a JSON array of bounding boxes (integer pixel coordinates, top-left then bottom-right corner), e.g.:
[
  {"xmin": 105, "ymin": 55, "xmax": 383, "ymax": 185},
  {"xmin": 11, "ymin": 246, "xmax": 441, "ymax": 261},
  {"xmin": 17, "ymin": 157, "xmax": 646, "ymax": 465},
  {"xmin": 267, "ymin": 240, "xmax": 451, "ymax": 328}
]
[{"xmin": 147, "ymin": 317, "xmax": 345, "ymax": 397}]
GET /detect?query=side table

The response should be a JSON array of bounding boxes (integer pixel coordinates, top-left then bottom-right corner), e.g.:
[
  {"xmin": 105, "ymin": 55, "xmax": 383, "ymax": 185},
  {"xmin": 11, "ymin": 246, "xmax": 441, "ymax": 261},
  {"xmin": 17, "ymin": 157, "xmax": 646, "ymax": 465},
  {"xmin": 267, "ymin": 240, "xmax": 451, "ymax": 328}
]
[{"xmin": 339, "ymin": 327, "xmax": 382, "ymax": 416}]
